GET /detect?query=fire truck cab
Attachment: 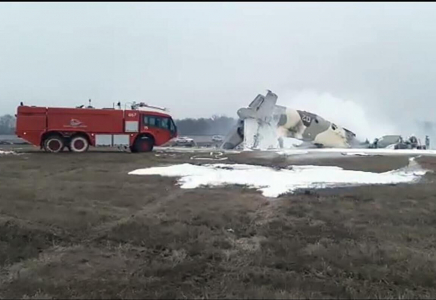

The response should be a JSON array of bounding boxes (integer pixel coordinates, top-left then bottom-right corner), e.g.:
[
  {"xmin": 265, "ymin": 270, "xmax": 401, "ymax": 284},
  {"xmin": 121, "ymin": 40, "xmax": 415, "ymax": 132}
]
[{"xmin": 15, "ymin": 102, "xmax": 177, "ymax": 153}]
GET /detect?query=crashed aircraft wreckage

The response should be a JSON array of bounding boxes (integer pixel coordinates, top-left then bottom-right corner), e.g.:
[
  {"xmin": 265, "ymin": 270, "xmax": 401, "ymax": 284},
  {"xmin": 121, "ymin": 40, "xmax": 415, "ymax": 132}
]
[{"xmin": 221, "ymin": 90, "xmax": 358, "ymax": 150}]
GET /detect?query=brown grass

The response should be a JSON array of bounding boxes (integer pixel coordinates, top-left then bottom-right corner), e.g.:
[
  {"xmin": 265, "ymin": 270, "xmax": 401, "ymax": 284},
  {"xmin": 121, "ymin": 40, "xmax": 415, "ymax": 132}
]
[{"xmin": 0, "ymin": 146, "xmax": 436, "ymax": 298}]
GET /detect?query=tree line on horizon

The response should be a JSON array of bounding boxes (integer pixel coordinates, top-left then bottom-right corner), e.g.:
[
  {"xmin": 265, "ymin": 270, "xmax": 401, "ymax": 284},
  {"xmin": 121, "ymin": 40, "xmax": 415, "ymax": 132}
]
[
  {"xmin": 0, "ymin": 114, "xmax": 237, "ymax": 136},
  {"xmin": 174, "ymin": 115, "xmax": 236, "ymax": 136},
  {"xmin": 0, "ymin": 114, "xmax": 15, "ymax": 135}
]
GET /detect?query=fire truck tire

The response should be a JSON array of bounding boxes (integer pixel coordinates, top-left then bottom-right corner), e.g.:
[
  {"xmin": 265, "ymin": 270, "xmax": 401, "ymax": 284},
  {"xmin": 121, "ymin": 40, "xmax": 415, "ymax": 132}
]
[
  {"xmin": 70, "ymin": 136, "xmax": 89, "ymax": 153},
  {"xmin": 43, "ymin": 136, "xmax": 65, "ymax": 153},
  {"xmin": 133, "ymin": 136, "xmax": 154, "ymax": 153}
]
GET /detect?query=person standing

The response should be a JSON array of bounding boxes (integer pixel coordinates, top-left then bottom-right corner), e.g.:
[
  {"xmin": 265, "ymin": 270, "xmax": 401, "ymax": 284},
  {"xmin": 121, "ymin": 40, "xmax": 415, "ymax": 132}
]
[
  {"xmin": 409, "ymin": 135, "xmax": 418, "ymax": 149},
  {"xmin": 373, "ymin": 138, "xmax": 379, "ymax": 148},
  {"xmin": 426, "ymin": 135, "xmax": 430, "ymax": 149}
]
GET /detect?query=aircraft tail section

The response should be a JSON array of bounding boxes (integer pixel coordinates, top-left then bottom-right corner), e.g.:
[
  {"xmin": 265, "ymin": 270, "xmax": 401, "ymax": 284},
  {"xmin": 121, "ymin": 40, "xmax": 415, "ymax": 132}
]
[
  {"xmin": 220, "ymin": 90, "xmax": 358, "ymax": 150},
  {"xmin": 221, "ymin": 90, "xmax": 280, "ymax": 150},
  {"xmin": 237, "ymin": 90, "xmax": 278, "ymax": 124}
]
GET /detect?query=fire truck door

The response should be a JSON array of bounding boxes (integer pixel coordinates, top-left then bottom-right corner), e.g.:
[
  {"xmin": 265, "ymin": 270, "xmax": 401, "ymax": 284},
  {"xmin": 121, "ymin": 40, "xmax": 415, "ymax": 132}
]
[
  {"xmin": 142, "ymin": 115, "xmax": 171, "ymax": 145},
  {"xmin": 159, "ymin": 118, "xmax": 172, "ymax": 144},
  {"xmin": 153, "ymin": 117, "xmax": 171, "ymax": 145}
]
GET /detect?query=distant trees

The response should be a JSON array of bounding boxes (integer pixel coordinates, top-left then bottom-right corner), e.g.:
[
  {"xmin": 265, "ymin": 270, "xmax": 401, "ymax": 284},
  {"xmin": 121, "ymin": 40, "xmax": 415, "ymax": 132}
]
[
  {"xmin": 0, "ymin": 114, "xmax": 16, "ymax": 134},
  {"xmin": 175, "ymin": 115, "xmax": 237, "ymax": 136}
]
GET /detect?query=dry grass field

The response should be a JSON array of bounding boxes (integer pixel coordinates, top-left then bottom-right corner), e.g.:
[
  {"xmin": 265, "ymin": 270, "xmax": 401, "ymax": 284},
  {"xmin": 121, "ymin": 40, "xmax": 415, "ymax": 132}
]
[{"xmin": 1, "ymin": 146, "xmax": 436, "ymax": 299}]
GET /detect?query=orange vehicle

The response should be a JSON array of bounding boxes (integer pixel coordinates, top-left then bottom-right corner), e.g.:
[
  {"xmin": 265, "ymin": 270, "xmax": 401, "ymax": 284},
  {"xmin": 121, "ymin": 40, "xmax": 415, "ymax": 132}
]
[{"xmin": 15, "ymin": 102, "xmax": 177, "ymax": 153}]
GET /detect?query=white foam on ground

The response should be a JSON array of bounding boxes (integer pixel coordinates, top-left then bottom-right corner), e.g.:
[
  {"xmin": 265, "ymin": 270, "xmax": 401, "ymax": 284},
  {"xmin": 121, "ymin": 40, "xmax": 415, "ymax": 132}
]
[
  {"xmin": 276, "ymin": 150, "xmax": 309, "ymax": 156},
  {"xmin": 129, "ymin": 160, "xmax": 428, "ymax": 198},
  {"xmin": 155, "ymin": 147, "xmax": 241, "ymax": 154},
  {"xmin": 190, "ymin": 157, "xmax": 229, "ymax": 161},
  {"xmin": 0, "ymin": 150, "xmax": 16, "ymax": 155},
  {"xmin": 275, "ymin": 148, "xmax": 436, "ymax": 156},
  {"xmin": 157, "ymin": 146, "xmax": 436, "ymax": 157},
  {"xmin": 341, "ymin": 152, "xmax": 371, "ymax": 156}
]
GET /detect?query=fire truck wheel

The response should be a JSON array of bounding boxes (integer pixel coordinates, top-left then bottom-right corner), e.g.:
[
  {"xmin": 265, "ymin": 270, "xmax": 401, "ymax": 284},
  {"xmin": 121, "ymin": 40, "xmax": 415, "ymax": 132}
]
[
  {"xmin": 70, "ymin": 136, "xmax": 89, "ymax": 153},
  {"xmin": 43, "ymin": 136, "xmax": 65, "ymax": 153},
  {"xmin": 133, "ymin": 136, "xmax": 154, "ymax": 152}
]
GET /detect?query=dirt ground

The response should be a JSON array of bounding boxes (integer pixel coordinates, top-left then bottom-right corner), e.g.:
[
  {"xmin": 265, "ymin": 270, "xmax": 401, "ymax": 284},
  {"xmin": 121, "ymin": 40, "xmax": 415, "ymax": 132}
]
[{"xmin": 1, "ymin": 145, "xmax": 436, "ymax": 299}]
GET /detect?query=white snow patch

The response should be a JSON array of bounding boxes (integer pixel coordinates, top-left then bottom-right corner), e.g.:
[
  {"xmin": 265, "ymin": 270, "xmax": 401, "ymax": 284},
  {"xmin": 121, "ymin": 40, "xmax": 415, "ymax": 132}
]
[
  {"xmin": 190, "ymin": 157, "xmax": 229, "ymax": 161},
  {"xmin": 0, "ymin": 150, "xmax": 16, "ymax": 155},
  {"xmin": 276, "ymin": 150, "xmax": 309, "ymax": 156},
  {"xmin": 155, "ymin": 147, "xmax": 241, "ymax": 154},
  {"xmin": 129, "ymin": 162, "xmax": 428, "ymax": 198},
  {"xmin": 270, "ymin": 148, "xmax": 436, "ymax": 156},
  {"xmin": 341, "ymin": 152, "xmax": 371, "ymax": 156}
]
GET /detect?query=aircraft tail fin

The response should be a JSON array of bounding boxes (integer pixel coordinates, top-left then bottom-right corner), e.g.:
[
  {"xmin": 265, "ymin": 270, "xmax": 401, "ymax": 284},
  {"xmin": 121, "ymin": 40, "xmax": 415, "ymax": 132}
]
[{"xmin": 221, "ymin": 90, "xmax": 279, "ymax": 150}]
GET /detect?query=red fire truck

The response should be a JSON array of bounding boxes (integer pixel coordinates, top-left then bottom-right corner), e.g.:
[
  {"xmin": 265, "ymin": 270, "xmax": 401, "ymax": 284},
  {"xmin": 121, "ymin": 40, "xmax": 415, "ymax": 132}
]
[{"xmin": 15, "ymin": 102, "xmax": 178, "ymax": 153}]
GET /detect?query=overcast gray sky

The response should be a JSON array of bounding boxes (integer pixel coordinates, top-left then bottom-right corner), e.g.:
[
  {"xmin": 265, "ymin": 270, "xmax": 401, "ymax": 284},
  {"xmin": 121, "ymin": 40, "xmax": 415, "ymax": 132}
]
[{"xmin": 1, "ymin": 2, "xmax": 436, "ymax": 136}]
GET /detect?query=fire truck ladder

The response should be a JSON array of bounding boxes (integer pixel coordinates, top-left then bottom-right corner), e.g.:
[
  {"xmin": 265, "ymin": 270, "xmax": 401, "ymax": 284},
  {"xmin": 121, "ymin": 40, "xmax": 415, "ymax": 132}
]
[{"xmin": 126, "ymin": 102, "xmax": 168, "ymax": 112}]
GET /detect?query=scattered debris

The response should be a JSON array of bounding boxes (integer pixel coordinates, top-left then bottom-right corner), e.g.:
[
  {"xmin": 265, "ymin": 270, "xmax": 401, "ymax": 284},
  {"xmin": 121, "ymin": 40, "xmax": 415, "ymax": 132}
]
[
  {"xmin": 369, "ymin": 134, "xmax": 429, "ymax": 150},
  {"xmin": 190, "ymin": 151, "xmax": 228, "ymax": 161},
  {"xmin": 155, "ymin": 152, "xmax": 177, "ymax": 158}
]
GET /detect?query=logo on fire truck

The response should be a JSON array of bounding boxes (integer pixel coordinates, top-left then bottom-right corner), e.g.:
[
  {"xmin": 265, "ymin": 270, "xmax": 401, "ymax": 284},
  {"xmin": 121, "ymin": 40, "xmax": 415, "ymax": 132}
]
[{"xmin": 64, "ymin": 119, "xmax": 87, "ymax": 128}]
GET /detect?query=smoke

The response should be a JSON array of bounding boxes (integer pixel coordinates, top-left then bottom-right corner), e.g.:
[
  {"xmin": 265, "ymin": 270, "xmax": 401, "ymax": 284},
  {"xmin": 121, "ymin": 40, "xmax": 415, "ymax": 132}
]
[{"xmin": 278, "ymin": 90, "xmax": 398, "ymax": 142}]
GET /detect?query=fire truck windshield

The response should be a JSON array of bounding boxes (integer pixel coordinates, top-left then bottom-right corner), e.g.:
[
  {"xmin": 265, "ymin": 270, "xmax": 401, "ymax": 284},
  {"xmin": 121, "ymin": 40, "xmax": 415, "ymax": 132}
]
[{"xmin": 169, "ymin": 118, "xmax": 176, "ymax": 133}]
